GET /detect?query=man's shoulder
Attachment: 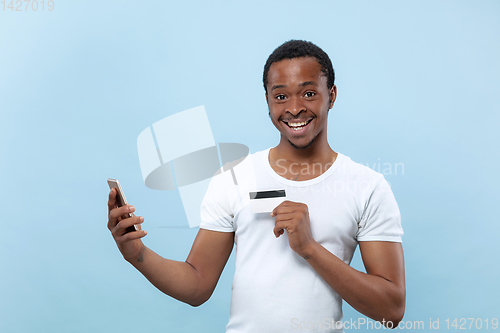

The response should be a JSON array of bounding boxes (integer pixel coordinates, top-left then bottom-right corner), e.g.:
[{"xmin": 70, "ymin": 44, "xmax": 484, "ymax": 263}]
[
  {"xmin": 335, "ymin": 154, "xmax": 396, "ymax": 207},
  {"xmin": 336, "ymin": 153, "xmax": 385, "ymax": 183},
  {"xmin": 209, "ymin": 147, "xmax": 268, "ymax": 189}
]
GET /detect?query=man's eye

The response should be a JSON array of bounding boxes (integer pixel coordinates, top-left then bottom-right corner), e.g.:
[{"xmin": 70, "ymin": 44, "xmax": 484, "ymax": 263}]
[
  {"xmin": 276, "ymin": 94, "xmax": 286, "ymax": 100},
  {"xmin": 304, "ymin": 91, "xmax": 316, "ymax": 98}
]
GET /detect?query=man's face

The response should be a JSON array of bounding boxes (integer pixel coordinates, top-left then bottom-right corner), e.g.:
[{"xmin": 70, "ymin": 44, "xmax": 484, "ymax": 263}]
[{"xmin": 266, "ymin": 56, "xmax": 336, "ymax": 150}]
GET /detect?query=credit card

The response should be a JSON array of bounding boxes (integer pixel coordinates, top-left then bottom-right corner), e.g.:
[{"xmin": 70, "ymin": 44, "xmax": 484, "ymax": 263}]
[{"xmin": 249, "ymin": 189, "xmax": 286, "ymax": 213}]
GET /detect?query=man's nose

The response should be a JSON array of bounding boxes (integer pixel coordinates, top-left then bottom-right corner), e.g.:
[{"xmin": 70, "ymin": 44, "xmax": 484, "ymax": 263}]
[{"xmin": 287, "ymin": 97, "xmax": 306, "ymax": 116}]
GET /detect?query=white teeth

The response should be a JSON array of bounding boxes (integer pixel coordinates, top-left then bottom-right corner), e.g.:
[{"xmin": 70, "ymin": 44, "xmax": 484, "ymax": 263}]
[{"xmin": 288, "ymin": 121, "xmax": 307, "ymax": 127}]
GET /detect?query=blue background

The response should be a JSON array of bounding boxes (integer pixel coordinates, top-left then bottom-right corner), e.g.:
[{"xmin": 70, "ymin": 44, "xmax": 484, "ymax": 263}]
[{"xmin": 1, "ymin": 0, "xmax": 499, "ymax": 332}]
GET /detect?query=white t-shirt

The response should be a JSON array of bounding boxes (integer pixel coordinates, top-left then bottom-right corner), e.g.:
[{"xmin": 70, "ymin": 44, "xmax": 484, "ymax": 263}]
[{"xmin": 200, "ymin": 148, "xmax": 403, "ymax": 333}]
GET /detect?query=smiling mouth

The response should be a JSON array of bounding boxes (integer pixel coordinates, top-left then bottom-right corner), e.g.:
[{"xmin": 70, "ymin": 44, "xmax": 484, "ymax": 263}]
[{"xmin": 283, "ymin": 118, "xmax": 313, "ymax": 131}]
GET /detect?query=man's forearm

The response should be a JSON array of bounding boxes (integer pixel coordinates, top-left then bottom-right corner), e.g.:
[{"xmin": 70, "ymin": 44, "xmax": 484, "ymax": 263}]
[
  {"xmin": 303, "ymin": 242, "xmax": 405, "ymax": 326},
  {"xmin": 127, "ymin": 245, "xmax": 206, "ymax": 306}
]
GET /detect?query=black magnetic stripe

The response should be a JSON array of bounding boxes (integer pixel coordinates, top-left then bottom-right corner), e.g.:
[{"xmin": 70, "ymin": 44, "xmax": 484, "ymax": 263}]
[{"xmin": 249, "ymin": 190, "xmax": 286, "ymax": 200}]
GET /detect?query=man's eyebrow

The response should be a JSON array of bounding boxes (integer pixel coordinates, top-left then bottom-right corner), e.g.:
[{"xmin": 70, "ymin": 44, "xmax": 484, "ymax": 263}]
[
  {"xmin": 299, "ymin": 81, "xmax": 318, "ymax": 87},
  {"xmin": 271, "ymin": 81, "xmax": 318, "ymax": 91},
  {"xmin": 271, "ymin": 84, "xmax": 287, "ymax": 91}
]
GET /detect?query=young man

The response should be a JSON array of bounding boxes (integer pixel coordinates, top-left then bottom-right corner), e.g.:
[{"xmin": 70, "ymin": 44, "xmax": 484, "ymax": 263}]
[{"xmin": 108, "ymin": 40, "xmax": 405, "ymax": 332}]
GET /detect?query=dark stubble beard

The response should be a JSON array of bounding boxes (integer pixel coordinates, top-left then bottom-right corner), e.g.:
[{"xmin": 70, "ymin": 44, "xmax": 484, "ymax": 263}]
[{"xmin": 288, "ymin": 133, "xmax": 318, "ymax": 150}]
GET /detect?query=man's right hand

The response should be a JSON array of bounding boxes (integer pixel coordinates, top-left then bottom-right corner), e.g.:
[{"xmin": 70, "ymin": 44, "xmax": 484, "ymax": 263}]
[
  {"xmin": 107, "ymin": 188, "xmax": 147, "ymax": 262},
  {"xmin": 106, "ymin": 188, "xmax": 234, "ymax": 306}
]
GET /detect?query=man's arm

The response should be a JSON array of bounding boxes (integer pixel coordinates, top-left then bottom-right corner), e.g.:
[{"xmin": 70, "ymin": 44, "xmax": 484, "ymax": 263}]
[
  {"xmin": 107, "ymin": 188, "xmax": 234, "ymax": 307},
  {"xmin": 272, "ymin": 201, "xmax": 405, "ymax": 328},
  {"xmin": 303, "ymin": 241, "xmax": 405, "ymax": 326}
]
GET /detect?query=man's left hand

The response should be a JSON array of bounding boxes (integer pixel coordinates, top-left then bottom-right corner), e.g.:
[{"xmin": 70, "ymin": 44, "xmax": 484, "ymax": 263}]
[{"xmin": 271, "ymin": 200, "xmax": 317, "ymax": 258}]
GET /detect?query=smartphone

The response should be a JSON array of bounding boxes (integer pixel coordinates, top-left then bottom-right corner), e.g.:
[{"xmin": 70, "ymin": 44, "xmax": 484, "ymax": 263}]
[{"xmin": 107, "ymin": 178, "xmax": 138, "ymax": 233}]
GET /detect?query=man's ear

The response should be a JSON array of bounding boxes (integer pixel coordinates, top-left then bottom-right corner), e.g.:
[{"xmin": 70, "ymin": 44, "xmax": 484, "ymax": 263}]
[{"xmin": 329, "ymin": 85, "xmax": 337, "ymax": 109}]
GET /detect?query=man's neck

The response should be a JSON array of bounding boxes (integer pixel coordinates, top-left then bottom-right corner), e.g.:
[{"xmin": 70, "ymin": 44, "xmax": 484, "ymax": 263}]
[
  {"xmin": 269, "ymin": 139, "xmax": 338, "ymax": 181},
  {"xmin": 272, "ymin": 138, "xmax": 335, "ymax": 163}
]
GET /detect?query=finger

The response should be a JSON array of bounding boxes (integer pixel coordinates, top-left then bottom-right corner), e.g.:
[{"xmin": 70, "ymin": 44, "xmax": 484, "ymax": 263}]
[
  {"xmin": 117, "ymin": 228, "xmax": 148, "ymax": 242},
  {"xmin": 126, "ymin": 213, "xmax": 144, "ymax": 230},
  {"xmin": 271, "ymin": 201, "xmax": 304, "ymax": 217},
  {"xmin": 271, "ymin": 206, "xmax": 297, "ymax": 217},
  {"xmin": 271, "ymin": 200, "xmax": 289, "ymax": 215},
  {"xmin": 113, "ymin": 215, "xmax": 144, "ymax": 237},
  {"xmin": 273, "ymin": 212, "xmax": 297, "ymax": 223},
  {"xmin": 109, "ymin": 205, "xmax": 135, "ymax": 220},
  {"xmin": 273, "ymin": 221, "xmax": 289, "ymax": 238},
  {"xmin": 112, "ymin": 215, "xmax": 144, "ymax": 237},
  {"xmin": 108, "ymin": 188, "xmax": 117, "ymax": 213},
  {"xmin": 108, "ymin": 205, "xmax": 135, "ymax": 230},
  {"xmin": 279, "ymin": 200, "xmax": 299, "ymax": 208},
  {"xmin": 273, "ymin": 227, "xmax": 285, "ymax": 238}
]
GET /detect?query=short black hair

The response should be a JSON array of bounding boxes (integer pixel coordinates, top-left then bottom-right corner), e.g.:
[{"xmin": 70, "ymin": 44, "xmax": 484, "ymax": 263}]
[{"xmin": 263, "ymin": 40, "xmax": 335, "ymax": 93}]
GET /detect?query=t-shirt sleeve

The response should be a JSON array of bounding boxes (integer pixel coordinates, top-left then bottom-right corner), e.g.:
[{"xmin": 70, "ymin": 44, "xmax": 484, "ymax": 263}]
[
  {"xmin": 356, "ymin": 176, "xmax": 403, "ymax": 242},
  {"xmin": 199, "ymin": 170, "xmax": 236, "ymax": 233}
]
